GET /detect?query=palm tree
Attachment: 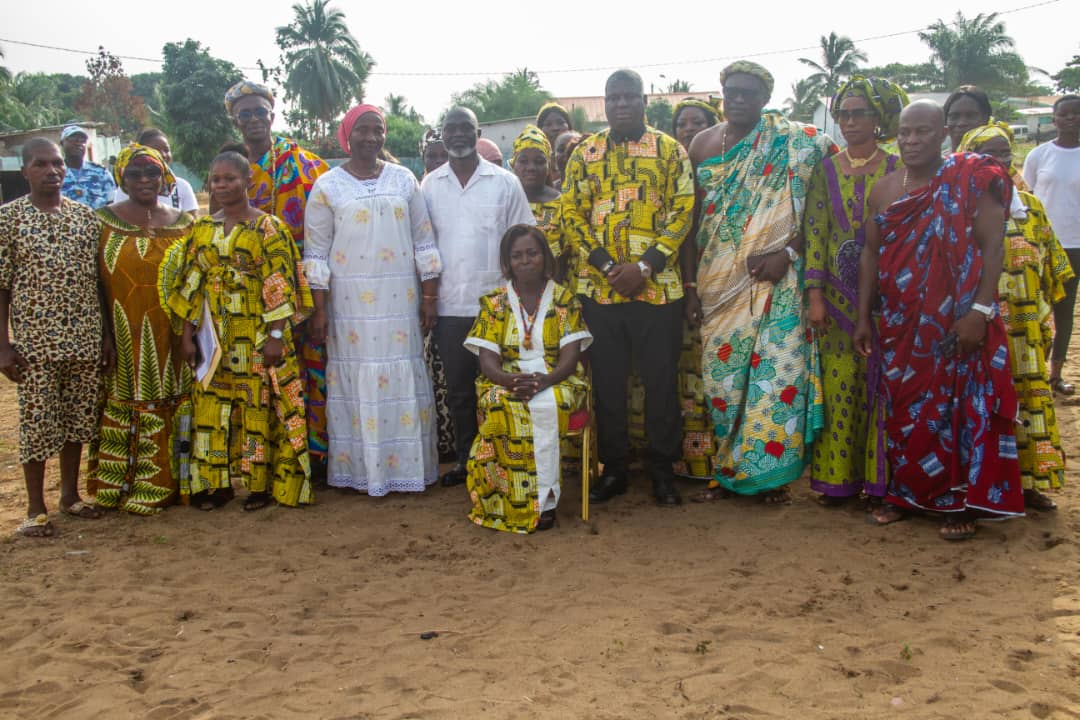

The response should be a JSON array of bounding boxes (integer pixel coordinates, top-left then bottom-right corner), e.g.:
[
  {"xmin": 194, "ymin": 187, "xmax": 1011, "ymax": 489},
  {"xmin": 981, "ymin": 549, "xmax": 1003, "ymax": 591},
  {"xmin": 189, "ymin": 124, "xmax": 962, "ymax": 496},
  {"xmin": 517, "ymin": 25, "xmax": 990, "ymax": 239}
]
[
  {"xmin": 0, "ymin": 45, "xmax": 11, "ymax": 85},
  {"xmin": 275, "ymin": 0, "xmax": 374, "ymax": 138},
  {"xmin": 667, "ymin": 79, "xmax": 693, "ymax": 93},
  {"xmin": 785, "ymin": 78, "xmax": 823, "ymax": 123},
  {"xmin": 919, "ymin": 12, "xmax": 1027, "ymax": 92},
  {"xmin": 798, "ymin": 33, "xmax": 867, "ymax": 98}
]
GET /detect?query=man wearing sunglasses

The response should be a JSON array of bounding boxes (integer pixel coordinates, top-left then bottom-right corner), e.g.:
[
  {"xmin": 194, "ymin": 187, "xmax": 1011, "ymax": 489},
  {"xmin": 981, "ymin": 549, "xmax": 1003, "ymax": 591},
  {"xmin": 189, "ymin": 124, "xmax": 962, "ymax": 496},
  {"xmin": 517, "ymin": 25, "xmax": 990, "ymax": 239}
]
[
  {"xmin": 223, "ymin": 80, "xmax": 331, "ymax": 478},
  {"xmin": 59, "ymin": 125, "xmax": 116, "ymax": 210}
]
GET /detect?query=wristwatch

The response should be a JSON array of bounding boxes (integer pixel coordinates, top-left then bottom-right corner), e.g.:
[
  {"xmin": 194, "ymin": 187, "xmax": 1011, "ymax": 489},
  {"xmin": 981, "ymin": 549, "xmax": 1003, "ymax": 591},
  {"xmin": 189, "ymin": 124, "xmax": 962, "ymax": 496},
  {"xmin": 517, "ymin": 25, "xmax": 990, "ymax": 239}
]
[
  {"xmin": 637, "ymin": 260, "xmax": 652, "ymax": 279},
  {"xmin": 269, "ymin": 329, "xmax": 284, "ymax": 340},
  {"xmin": 600, "ymin": 259, "xmax": 616, "ymax": 277},
  {"xmin": 783, "ymin": 246, "xmax": 799, "ymax": 263},
  {"xmin": 971, "ymin": 302, "xmax": 997, "ymax": 321}
]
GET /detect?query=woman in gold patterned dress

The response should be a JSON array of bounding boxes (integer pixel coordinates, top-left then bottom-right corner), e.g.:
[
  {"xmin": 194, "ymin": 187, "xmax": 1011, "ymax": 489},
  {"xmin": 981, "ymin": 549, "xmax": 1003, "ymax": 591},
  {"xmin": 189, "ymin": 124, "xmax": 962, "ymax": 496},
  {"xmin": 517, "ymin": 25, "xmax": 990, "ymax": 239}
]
[
  {"xmin": 88, "ymin": 144, "xmax": 195, "ymax": 514},
  {"xmin": 465, "ymin": 225, "xmax": 592, "ymax": 533},
  {"xmin": 169, "ymin": 150, "xmax": 314, "ymax": 511},
  {"xmin": 511, "ymin": 125, "xmax": 567, "ymax": 281}
]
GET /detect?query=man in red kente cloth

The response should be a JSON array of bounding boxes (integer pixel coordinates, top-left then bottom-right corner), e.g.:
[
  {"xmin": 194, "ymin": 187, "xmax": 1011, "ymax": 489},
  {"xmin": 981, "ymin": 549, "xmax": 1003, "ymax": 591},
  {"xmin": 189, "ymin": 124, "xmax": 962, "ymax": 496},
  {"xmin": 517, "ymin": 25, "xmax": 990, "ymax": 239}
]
[{"xmin": 854, "ymin": 100, "xmax": 1024, "ymax": 541}]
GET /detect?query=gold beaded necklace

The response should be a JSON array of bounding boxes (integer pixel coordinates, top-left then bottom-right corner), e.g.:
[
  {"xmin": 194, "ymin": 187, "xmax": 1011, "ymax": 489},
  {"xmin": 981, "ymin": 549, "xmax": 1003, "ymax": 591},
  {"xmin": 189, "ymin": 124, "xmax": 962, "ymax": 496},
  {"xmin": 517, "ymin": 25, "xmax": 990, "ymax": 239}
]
[{"xmin": 844, "ymin": 146, "xmax": 880, "ymax": 170}]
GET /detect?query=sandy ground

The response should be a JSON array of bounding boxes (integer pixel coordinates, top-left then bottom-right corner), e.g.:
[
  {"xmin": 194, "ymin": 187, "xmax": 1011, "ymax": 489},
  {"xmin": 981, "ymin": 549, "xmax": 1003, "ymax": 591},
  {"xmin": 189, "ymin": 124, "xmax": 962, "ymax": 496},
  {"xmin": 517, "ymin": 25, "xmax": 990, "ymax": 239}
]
[{"xmin": 1, "ymin": 354, "xmax": 1079, "ymax": 719}]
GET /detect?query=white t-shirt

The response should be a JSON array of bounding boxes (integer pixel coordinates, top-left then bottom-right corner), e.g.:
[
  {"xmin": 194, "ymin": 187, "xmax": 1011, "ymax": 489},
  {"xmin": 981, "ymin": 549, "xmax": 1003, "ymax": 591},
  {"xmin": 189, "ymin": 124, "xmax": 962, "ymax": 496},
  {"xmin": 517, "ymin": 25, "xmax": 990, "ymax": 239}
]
[
  {"xmin": 420, "ymin": 159, "xmax": 536, "ymax": 317},
  {"xmin": 114, "ymin": 176, "xmax": 199, "ymax": 213},
  {"xmin": 1023, "ymin": 142, "xmax": 1080, "ymax": 248}
]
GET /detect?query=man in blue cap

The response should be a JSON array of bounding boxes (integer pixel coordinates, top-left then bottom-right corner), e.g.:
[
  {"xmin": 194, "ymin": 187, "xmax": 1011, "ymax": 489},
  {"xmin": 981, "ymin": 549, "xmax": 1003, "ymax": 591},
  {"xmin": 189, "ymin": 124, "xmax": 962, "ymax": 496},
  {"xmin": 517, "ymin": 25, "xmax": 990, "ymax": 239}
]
[{"xmin": 59, "ymin": 125, "xmax": 115, "ymax": 209}]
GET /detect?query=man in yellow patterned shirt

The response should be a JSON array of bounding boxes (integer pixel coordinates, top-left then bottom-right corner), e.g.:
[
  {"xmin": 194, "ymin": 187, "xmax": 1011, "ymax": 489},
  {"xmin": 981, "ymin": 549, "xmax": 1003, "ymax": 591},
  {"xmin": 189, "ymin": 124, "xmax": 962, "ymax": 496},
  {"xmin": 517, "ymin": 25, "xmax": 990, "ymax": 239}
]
[{"xmin": 562, "ymin": 68, "xmax": 695, "ymax": 507}]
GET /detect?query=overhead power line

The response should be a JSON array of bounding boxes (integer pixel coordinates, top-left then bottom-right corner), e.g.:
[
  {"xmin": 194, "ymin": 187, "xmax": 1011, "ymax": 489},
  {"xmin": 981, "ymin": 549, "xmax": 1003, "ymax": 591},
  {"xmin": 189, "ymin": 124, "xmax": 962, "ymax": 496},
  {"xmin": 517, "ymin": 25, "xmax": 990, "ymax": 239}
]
[{"xmin": 0, "ymin": 0, "xmax": 1061, "ymax": 79}]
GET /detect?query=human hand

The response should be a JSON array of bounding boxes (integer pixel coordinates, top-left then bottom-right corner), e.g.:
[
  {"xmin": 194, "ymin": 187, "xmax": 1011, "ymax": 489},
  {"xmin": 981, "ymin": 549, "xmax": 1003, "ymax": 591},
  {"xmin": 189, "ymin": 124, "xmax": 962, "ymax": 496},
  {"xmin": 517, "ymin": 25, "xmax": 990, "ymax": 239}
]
[
  {"xmin": 510, "ymin": 372, "xmax": 546, "ymax": 401},
  {"xmin": 807, "ymin": 289, "xmax": 828, "ymax": 331},
  {"xmin": 954, "ymin": 311, "xmax": 988, "ymax": 356},
  {"xmin": 420, "ymin": 298, "xmax": 438, "ymax": 334},
  {"xmin": 853, "ymin": 317, "xmax": 873, "ymax": 358},
  {"xmin": 748, "ymin": 251, "xmax": 790, "ymax": 284},
  {"xmin": 0, "ymin": 345, "xmax": 29, "ymax": 383},
  {"xmin": 608, "ymin": 263, "xmax": 645, "ymax": 298},
  {"xmin": 101, "ymin": 334, "xmax": 116, "ymax": 375},
  {"xmin": 181, "ymin": 335, "xmax": 199, "ymax": 369},
  {"xmin": 309, "ymin": 308, "xmax": 328, "ymax": 345},
  {"xmin": 263, "ymin": 337, "xmax": 285, "ymax": 366},
  {"xmin": 684, "ymin": 288, "xmax": 702, "ymax": 328}
]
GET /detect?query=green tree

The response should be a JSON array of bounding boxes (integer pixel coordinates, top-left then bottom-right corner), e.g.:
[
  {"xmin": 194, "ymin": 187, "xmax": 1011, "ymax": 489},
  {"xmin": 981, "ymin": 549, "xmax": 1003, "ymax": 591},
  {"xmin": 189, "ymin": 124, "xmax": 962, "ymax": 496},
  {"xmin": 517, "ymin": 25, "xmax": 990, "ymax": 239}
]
[
  {"xmin": 1053, "ymin": 55, "xmax": 1080, "ymax": 93},
  {"xmin": 667, "ymin": 79, "xmax": 692, "ymax": 93},
  {"xmin": 798, "ymin": 32, "xmax": 867, "ymax": 98},
  {"xmin": 160, "ymin": 39, "xmax": 242, "ymax": 175},
  {"xmin": 0, "ymin": 72, "xmax": 86, "ymax": 130},
  {"xmin": 0, "ymin": 45, "xmax": 10, "ymax": 86},
  {"xmin": 451, "ymin": 68, "xmax": 552, "ymax": 122},
  {"xmin": 645, "ymin": 98, "xmax": 673, "ymax": 129},
  {"xmin": 275, "ymin": 0, "xmax": 374, "ymax": 139},
  {"xmin": 785, "ymin": 78, "xmax": 823, "ymax": 123},
  {"xmin": 75, "ymin": 47, "xmax": 148, "ymax": 136},
  {"xmin": 859, "ymin": 62, "xmax": 943, "ymax": 93},
  {"xmin": 918, "ymin": 12, "xmax": 1029, "ymax": 93},
  {"xmin": 384, "ymin": 114, "xmax": 425, "ymax": 161},
  {"xmin": 385, "ymin": 93, "xmax": 421, "ymax": 123}
]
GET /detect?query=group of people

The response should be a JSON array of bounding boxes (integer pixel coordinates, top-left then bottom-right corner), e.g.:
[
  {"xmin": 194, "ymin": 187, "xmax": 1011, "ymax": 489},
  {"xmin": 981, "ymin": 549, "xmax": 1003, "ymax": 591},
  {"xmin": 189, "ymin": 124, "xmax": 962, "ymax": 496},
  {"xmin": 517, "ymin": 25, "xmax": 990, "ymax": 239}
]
[{"xmin": 2, "ymin": 64, "xmax": 1078, "ymax": 541}]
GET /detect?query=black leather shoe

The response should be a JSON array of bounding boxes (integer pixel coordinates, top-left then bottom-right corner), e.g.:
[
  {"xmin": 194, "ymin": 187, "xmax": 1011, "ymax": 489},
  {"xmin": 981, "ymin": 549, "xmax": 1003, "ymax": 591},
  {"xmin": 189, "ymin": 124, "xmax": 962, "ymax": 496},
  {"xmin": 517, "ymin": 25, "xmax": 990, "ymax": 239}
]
[
  {"xmin": 650, "ymin": 464, "xmax": 682, "ymax": 507},
  {"xmin": 589, "ymin": 473, "xmax": 628, "ymax": 503},
  {"xmin": 440, "ymin": 465, "xmax": 467, "ymax": 487}
]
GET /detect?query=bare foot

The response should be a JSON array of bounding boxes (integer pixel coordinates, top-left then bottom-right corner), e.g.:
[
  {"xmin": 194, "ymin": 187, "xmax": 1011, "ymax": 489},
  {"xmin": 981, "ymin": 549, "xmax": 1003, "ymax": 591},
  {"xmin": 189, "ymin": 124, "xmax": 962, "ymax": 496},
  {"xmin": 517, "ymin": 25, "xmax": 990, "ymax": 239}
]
[{"xmin": 762, "ymin": 487, "xmax": 791, "ymax": 505}]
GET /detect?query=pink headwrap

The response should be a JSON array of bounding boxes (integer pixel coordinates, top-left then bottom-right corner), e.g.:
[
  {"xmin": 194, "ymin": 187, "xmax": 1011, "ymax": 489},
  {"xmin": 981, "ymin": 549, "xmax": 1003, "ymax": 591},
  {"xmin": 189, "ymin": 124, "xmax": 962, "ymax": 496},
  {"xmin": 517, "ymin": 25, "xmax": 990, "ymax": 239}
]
[
  {"xmin": 476, "ymin": 137, "xmax": 503, "ymax": 165},
  {"xmin": 338, "ymin": 103, "xmax": 386, "ymax": 155}
]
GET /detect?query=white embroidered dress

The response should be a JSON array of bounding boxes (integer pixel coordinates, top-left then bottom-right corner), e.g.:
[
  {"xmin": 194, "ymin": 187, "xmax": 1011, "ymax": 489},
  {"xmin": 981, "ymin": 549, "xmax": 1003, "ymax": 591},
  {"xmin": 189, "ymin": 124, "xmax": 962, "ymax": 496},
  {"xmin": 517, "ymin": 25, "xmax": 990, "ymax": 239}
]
[{"xmin": 304, "ymin": 164, "xmax": 442, "ymax": 494}]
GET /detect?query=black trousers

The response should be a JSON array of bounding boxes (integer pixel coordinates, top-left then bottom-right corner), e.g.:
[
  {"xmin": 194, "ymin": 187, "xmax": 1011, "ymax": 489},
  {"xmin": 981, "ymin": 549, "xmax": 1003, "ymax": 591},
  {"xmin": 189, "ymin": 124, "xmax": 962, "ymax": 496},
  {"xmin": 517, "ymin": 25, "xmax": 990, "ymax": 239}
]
[
  {"xmin": 580, "ymin": 297, "xmax": 684, "ymax": 471},
  {"xmin": 435, "ymin": 316, "xmax": 479, "ymax": 465},
  {"xmin": 1052, "ymin": 248, "xmax": 1080, "ymax": 364}
]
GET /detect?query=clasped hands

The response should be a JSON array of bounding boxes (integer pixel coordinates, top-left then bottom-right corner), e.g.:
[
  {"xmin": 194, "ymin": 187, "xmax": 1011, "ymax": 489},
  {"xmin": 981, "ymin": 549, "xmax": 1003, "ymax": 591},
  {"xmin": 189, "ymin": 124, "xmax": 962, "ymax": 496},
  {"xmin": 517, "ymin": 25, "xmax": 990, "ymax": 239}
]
[{"xmin": 502, "ymin": 372, "xmax": 551, "ymax": 402}]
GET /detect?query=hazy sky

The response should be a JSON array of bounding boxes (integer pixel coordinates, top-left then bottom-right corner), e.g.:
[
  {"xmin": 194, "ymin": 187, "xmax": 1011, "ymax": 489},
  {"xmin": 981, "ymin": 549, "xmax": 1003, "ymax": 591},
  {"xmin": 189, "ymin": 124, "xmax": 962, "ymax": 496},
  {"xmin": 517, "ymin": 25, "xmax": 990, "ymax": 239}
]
[{"xmin": 3, "ymin": 0, "xmax": 1075, "ymax": 126}]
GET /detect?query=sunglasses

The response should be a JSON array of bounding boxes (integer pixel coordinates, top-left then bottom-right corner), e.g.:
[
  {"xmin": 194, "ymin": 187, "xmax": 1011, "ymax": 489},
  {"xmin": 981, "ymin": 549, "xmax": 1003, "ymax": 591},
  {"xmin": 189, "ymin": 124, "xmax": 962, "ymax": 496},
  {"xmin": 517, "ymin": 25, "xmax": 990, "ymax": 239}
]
[
  {"xmin": 123, "ymin": 166, "xmax": 163, "ymax": 180},
  {"xmin": 722, "ymin": 86, "xmax": 761, "ymax": 100},
  {"xmin": 235, "ymin": 107, "xmax": 271, "ymax": 122},
  {"xmin": 836, "ymin": 109, "xmax": 876, "ymax": 122}
]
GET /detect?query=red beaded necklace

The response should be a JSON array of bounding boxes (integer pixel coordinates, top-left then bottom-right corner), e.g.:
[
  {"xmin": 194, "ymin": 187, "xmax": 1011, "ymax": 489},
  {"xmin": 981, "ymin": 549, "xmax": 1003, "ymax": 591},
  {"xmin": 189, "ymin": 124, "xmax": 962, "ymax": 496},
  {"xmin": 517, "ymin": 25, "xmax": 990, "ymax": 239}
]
[{"xmin": 513, "ymin": 283, "xmax": 542, "ymax": 350}]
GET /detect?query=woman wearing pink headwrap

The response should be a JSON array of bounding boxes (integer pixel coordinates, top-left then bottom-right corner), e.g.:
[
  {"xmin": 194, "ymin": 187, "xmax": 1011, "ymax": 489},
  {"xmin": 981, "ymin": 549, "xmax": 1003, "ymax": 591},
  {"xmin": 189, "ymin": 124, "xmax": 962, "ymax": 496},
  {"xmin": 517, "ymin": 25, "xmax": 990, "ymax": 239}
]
[{"xmin": 303, "ymin": 105, "xmax": 445, "ymax": 495}]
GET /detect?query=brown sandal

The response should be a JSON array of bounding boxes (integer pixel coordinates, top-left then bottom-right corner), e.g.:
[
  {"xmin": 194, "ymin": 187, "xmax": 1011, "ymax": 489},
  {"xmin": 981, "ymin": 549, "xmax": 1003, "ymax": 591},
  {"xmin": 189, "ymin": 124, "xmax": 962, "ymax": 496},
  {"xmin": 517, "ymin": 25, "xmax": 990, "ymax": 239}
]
[{"xmin": 690, "ymin": 486, "xmax": 732, "ymax": 503}]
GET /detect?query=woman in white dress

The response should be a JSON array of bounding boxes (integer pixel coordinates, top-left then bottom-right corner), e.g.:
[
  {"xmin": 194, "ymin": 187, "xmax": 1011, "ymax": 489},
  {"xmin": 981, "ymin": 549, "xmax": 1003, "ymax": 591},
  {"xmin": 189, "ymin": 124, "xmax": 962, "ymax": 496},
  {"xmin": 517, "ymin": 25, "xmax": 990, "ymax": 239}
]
[{"xmin": 304, "ymin": 104, "xmax": 442, "ymax": 495}]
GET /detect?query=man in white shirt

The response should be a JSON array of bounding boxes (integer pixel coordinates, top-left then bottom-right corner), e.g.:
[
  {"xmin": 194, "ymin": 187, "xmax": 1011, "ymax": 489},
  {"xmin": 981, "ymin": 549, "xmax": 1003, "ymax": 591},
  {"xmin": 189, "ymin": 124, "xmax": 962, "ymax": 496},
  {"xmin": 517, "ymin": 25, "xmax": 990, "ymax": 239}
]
[
  {"xmin": 421, "ymin": 106, "xmax": 535, "ymax": 485},
  {"xmin": 113, "ymin": 128, "xmax": 199, "ymax": 215},
  {"xmin": 1024, "ymin": 95, "xmax": 1080, "ymax": 393}
]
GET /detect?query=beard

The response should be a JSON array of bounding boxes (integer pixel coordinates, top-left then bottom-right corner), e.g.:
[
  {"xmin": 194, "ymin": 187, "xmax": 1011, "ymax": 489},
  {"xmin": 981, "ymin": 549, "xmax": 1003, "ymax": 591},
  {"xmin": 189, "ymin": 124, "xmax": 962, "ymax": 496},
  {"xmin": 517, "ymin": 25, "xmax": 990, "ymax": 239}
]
[{"xmin": 446, "ymin": 144, "xmax": 476, "ymax": 159}]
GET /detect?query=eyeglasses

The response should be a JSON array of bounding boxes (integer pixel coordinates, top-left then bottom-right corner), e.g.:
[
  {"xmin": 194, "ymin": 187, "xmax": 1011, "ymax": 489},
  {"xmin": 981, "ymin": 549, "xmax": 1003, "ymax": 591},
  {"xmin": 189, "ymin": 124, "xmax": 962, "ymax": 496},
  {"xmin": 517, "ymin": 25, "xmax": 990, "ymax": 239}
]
[
  {"xmin": 837, "ymin": 109, "xmax": 876, "ymax": 122},
  {"xmin": 722, "ymin": 86, "xmax": 761, "ymax": 100},
  {"xmin": 123, "ymin": 166, "xmax": 163, "ymax": 180},
  {"xmin": 235, "ymin": 107, "xmax": 271, "ymax": 122}
]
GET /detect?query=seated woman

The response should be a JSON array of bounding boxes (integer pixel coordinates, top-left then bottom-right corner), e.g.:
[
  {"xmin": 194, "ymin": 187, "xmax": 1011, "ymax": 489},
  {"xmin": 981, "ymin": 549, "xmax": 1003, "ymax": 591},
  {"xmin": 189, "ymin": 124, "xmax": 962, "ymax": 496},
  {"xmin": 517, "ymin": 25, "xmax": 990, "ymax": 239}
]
[{"xmin": 464, "ymin": 225, "xmax": 592, "ymax": 533}]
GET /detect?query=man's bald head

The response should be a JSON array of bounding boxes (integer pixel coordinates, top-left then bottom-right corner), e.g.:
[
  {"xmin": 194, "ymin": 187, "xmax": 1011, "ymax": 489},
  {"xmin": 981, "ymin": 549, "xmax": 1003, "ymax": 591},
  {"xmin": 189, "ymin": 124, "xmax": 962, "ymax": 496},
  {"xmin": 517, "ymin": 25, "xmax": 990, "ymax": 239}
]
[
  {"xmin": 900, "ymin": 99, "xmax": 946, "ymax": 127},
  {"xmin": 443, "ymin": 106, "xmax": 478, "ymax": 129},
  {"xmin": 897, "ymin": 100, "xmax": 947, "ymax": 171}
]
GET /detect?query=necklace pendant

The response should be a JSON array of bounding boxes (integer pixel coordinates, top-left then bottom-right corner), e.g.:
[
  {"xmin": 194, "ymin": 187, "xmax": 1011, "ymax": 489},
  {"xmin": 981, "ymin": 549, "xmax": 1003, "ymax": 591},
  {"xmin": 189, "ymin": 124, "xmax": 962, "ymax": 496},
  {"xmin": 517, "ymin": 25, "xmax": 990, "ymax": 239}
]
[{"xmin": 523, "ymin": 337, "xmax": 532, "ymax": 350}]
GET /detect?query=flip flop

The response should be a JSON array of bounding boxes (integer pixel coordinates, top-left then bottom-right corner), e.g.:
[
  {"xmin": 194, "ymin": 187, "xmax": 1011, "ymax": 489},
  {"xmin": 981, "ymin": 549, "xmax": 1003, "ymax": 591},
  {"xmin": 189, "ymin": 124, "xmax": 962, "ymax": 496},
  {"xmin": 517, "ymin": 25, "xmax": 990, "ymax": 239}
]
[
  {"xmin": 865, "ymin": 505, "xmax": 905, "ymax": 526},
  {"xmin": 690, "ymin": 486, "xmax": 732, "ymax": 503},
  {"xmin": 1024, "ymin": 489, "xmax": 1058, "ymax": 511},
  {"xmin": 17, "ymin": 514, "xmax": 55, "ymax": 538},
  {"xmin": 60, "ymin": 501, "xmax": 103, "ymax": 519},
  {"xmin": 1051, "ymin": 378, "xmax": 1075, "ymax": 396},
  {"xmin": 242, "ymin": 493, "xmax": 272, "ymax": 512},
  {"xmin": 940, "ymin": 518, "xmax": 976, "ymax": 541}
]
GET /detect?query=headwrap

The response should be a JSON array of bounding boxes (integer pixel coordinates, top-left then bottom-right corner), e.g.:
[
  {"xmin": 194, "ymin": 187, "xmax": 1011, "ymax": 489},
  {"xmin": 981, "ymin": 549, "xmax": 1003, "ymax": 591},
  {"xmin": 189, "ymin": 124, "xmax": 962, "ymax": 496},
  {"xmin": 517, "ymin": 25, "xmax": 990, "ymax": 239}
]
[
  {"xmin": 476, "ymin": 137, "xmax": 503, "ymax": 165},
  {"xmin": 223, "ymin": 80, "xmax": 275, "ymax": 116},
  {"xmin": 956, "ymin": 120, "xmax": 1028, "ymax": 194},
  {"xmin": 511, "ymin": 124, "xmax": 552, "ymax": 167},
  {"xmin": 536, "ymin": 102, "xmax": 572, "ymax": 130},
  {"xmin": 956, "ymin": 120, "xmax": 1014, "ymax": 153},
  {"xmin": 337, "ymin": 103, "xmax": 386, "ymax": 155},
  {"xmin": 113, "ymin": 143, "xmax": 175, "ymax": 190},
  {"xmin": 419, "ymin": 128, "xmax": 443, "ymax": 156},
  {"xmin": 672, "ymin": 97, "xmax": 723, "ymax": 130},
  {"xmin": 831, "ymin": 76, "xmax": 909, "ymax": 141},
  {"xmin": 720, "ymin": 61, "xmax": 774, "ymax": 98}
]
